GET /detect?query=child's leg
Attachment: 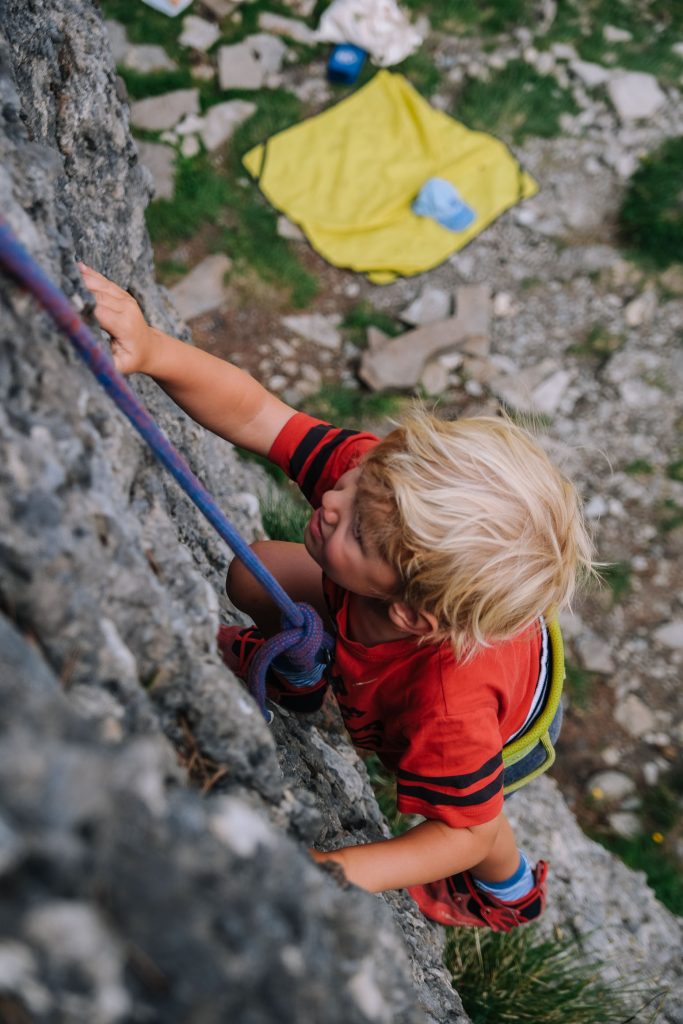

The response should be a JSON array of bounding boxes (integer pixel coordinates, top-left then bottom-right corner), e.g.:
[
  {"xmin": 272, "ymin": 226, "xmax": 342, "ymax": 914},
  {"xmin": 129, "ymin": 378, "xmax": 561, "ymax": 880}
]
[
  {"xmin": 226, "ymin": 540, "xmax": 333, "ymax": 636},
  {"xmin": 469, "ymin": 812, "xmax": 520, "ymax": 883}
]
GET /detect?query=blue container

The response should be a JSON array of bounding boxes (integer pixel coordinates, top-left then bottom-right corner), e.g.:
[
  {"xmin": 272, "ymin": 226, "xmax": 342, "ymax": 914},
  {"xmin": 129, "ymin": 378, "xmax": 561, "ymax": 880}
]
[{"xmin": 327, "ymin": 44, "xmax": 367, "ymax": 85}]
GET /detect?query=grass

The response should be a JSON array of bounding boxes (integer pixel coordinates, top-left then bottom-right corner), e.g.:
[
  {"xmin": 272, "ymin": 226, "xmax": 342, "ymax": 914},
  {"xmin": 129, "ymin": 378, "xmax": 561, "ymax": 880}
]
[
  {"xmin": 342, "ymin": 301, "xmax": 404, "ymax": 349},
  {"xmin": 599, "ymin": 560, "xmax": 632, "ymax": 604},
  {"xmin": 395, "ymin": 50, "xmax": 442, "ymax": 97},
  {"xmin": 564, "ymin": 662, "xmax": 594, "ymax": 711},
  {"xmin": 260, "ymin": 487, "xmax": 310, "ymax": 543},
  {"xmin": 624, "ymin": 458, "xmax": 654, "ymax": 475},
  {"xmin": 144, "ymin": 96, "xmax": 318, "ymax": 306},
  {"xmin": 657, "ymin": 499, "xmax": 683, "ymax": 534},
  {"xmin": 401, "ymin": 0, "xmax": 536, "ymax": 34},
  {"xmin": 619, "ymin": 138, "xmax": 683, "ymax": 271},
  {"xmin": 667, "ymin": 459, "xmax": 683, "ymax": 483},
  {"xmin": 571, "ymin": 324, "xmax": 624, "ymax": 364},
  {"xmin": 302, "ymin": 385, "xmax": 402, "ymax": 427},
  {"xmin": 444, "ymin": 925, "xmax": 658, "ymax": 1024},
  {"xmin": 455, "ymin": 60, "xmax": 579, "ymax": 143}
]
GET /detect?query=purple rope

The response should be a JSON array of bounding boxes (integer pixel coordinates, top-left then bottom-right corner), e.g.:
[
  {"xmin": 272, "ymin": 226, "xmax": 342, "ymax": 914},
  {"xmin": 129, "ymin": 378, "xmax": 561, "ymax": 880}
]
[{"xmin": 0, "ymin": 218, "xmax": 332, "ymax": 719}]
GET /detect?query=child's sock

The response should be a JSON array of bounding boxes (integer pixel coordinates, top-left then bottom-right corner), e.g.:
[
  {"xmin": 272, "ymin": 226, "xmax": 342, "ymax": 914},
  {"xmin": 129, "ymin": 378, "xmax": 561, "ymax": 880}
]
[{"xmin": 473, "ymin": 852, "xmax": 533, "ymax": 902}]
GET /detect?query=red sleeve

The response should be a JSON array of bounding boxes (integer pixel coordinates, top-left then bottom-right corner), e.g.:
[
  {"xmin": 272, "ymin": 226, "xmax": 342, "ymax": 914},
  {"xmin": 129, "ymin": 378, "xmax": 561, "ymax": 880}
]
[
  {"xmin": 395, "ymin": 709, "xmax": 505, "ymax": 828},
  {"xmin": 268, "ymin": 412, "xmax": 379, "ymax": 507}
]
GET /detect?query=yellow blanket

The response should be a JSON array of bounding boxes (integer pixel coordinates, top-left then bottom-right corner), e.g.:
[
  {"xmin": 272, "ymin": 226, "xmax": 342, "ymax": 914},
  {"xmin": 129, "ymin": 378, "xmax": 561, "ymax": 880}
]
[{"xmin": 243, "ymin": 71, "xmax": 538, "ymax": 283}]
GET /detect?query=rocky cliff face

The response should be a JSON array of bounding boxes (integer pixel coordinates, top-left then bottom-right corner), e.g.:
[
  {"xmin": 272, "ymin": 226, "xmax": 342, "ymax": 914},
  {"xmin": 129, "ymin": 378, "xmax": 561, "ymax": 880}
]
[{"xmin": 0, "ymin": 2, "xmax": 680, "ymax": 1023}]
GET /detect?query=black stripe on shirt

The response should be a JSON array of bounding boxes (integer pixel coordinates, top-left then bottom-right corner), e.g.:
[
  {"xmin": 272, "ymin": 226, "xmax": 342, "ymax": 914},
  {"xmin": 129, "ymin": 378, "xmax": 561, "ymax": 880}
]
[
  {"xmin": 301, "ymin": 429, "xmax": 358, "ymax": 503},
  {"xmin": 289, "ymin": 423, "xmax": 334, "ymax": 480},
  {"xmin": 397, "ymin": 751, "xmax": 503, "ymax": 791},
  {"xmin": 398, "ymin": 768, "xmax": 504, "ymax": 808}
]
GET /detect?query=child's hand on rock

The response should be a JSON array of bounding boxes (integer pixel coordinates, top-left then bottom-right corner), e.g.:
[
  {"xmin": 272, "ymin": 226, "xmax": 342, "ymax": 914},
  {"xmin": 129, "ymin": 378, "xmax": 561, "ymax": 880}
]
[{"xmin": 79, "ymin": 264, "xmax": 152, "ymax": 375}]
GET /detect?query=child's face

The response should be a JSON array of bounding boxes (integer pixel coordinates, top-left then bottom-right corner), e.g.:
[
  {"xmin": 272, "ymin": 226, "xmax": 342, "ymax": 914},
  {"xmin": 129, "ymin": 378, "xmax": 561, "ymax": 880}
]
[{"xmin": 304, "ymin": 468, "xmax": 399, "ymax": 599}]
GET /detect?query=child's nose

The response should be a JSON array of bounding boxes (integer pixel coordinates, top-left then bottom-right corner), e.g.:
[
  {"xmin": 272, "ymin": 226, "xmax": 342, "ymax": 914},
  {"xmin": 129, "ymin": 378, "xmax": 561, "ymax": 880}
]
[{"xmin": 321, "ymin": 490, "xmax": 340, "ymax": 524}]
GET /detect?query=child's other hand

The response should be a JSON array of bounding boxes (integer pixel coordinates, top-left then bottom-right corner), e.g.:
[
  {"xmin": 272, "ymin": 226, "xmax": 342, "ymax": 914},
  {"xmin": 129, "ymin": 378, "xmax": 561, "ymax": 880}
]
[{"xmin": 78, "ymin": 264, "xmax": 153, "ymax": 376}]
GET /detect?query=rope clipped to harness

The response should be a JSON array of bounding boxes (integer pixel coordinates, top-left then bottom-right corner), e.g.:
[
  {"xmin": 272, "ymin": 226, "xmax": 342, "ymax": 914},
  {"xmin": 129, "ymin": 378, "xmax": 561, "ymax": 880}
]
[{"xmin": 0, "ymin": 218, "xmax": 331, "ymax": 721}]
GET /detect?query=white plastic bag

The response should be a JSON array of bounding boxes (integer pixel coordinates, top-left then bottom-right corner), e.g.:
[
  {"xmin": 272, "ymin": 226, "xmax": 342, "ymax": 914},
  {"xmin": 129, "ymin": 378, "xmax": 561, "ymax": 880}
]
[{"xmin": 317, "ymin": 0, "xmax": 423, "ymax": 67}]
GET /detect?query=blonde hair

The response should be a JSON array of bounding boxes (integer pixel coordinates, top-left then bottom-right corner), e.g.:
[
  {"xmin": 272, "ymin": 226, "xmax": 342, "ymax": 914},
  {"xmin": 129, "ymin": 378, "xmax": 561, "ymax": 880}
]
[{"xmin": 356, "ymin": 409, "xmax": 594, "ymax": 658}]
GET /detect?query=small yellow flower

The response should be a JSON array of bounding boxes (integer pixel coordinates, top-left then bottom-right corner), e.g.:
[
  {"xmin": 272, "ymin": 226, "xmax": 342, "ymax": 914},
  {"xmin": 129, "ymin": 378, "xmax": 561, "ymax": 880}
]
[
  {"xmin": 651, "ymin": 831, "xmax": 665, "ymax": 844},
  {"xmin": 591, "ymin": 786, "xmax": 604, "ymax": 801}
]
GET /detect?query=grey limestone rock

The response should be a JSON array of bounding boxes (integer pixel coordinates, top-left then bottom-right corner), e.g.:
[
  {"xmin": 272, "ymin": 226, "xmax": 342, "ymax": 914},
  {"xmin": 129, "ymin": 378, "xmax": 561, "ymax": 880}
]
[{"xmin": 0, "ymin": 3, "xmax": 466, "ymax": 1021}]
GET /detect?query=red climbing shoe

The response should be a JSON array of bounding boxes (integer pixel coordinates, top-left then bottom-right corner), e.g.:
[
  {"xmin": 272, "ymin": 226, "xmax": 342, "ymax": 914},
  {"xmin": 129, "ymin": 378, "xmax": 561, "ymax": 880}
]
[
  {"xmin": 217, "ymin": 625, "xmax": 328, "ymax": 713},
  {"xmin": 408, "ymin": 860, "xmax": 548, "ymax": 932},
  {"xmin": 217, "ymin": 624, "xmax": 263, "ymax": 680}
]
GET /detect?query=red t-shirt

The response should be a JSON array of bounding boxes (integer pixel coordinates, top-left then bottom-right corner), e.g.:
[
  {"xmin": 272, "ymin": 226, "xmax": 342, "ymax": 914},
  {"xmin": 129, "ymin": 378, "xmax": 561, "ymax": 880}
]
[{"xmin": 269, "ymin": 412, "xmax": 545, "ymax": 827}]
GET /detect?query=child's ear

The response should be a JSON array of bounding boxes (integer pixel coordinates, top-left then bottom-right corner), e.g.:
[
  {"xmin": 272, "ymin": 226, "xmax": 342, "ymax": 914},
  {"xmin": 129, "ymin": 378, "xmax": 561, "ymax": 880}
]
[{"xmin": 388, "ymin": 601, "xmax": 438, "ymax": 636}]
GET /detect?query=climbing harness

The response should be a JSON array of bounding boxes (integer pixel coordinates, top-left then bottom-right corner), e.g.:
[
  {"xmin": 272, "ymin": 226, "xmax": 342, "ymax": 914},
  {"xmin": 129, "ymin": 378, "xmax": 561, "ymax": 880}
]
[
  {"xmin": 502, "ymin": 616, "xmax": 564, "ymax": 794},
  {"xmin": 0, "ymin": 218, "xmax": 332, "ymax": 721}
]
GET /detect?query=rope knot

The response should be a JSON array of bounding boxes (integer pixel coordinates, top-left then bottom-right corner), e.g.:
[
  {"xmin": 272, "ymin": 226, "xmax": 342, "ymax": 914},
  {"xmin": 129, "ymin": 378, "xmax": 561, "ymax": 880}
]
[{"xmin": 248, "ymin": 602, "xmax": 334, "ymax": 719}]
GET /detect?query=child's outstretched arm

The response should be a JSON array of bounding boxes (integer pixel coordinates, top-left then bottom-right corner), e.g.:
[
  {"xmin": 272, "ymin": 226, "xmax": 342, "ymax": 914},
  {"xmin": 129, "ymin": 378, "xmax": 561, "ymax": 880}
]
[
  {"xmin": 311, "ymin": 814, "xmax": 508, "ymax": 893},
  {"xmin": 79, "ymin": 265, "xmax": 295, "ymax": 457}
]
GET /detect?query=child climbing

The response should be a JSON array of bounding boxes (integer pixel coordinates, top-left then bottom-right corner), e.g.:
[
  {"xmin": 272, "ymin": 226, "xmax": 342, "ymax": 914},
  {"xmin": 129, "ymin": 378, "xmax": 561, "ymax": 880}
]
[{"xmin": 80, "ymin": 263, "xmax": 594, "ymax": 931}]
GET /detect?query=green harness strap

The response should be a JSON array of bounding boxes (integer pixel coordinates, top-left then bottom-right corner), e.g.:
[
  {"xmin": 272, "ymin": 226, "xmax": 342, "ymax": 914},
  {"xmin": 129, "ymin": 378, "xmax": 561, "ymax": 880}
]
[{"xmin": 502, "ymin": 617, "xmax": 564, "ymax": 796}]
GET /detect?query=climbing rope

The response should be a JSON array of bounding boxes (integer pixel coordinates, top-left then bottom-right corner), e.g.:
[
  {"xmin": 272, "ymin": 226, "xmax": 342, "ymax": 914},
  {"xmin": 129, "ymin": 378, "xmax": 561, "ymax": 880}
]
[{"xmin": 0, "ymin": 218, "xmax": 332, "ymax": 720}]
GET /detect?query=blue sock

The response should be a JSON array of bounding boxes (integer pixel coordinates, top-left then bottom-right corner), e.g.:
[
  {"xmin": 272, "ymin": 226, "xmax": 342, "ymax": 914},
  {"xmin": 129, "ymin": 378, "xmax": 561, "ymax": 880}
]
[
  {"xmin": 474, "ymin": 852, "xmax": 533, "ymax": 902},
  {"xmin": 272, "ymin": 652, "xmax": 326, "ymax": 689}
]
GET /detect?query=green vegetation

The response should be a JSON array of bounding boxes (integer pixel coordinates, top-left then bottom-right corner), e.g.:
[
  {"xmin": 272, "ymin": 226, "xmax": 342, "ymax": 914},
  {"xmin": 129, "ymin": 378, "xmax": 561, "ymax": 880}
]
[
  {"xmin": 657, "ymin": 499, "xmax": 683, "ymax": 534},
  {"xmin": 302, "ymin": 385, "xmax": 402, "ymax": 426},
  {"xmin": 571, "ymin": 324, "xmax": 624, "ymax": 363},
  {"xmin": 619, "ymin": 137, "xmax": 683, "ymax": 271},
  {"xmin": 456, "ymin": 61, "xmax": 578, "ymax": 143},
  {"xmin": 117, "ymin": 66, "xmax": 193, "ymax": 100},
  {"xmin": 666, "ymin": 459, "xmax": 683, "ymax": 483},
  {"xmin": 564, "ymin": 661, "xmax": 593, "ymax": 710},
  {"xmin": 260, "ymin": 487, "xmax": 310, "ymax": 543},
  {"xmin": 395, "ymin": 50, "xmax": 442, "ymax": 97},
  {"xmin": 342, "ymin": 301, "xmax": 404, "ymax": 349},
  {"xmin": 445, "ymin": 925, "xmax": 656, "ymax": 1024},
  {"xmin": 599, "ymin": 560, "xmax": 632, "ymax": 603},
  {"xmin": 594, "ymin": 764, "xmax": 683, "ymax": 916},
  {"xmin": 402, "ymin": 0, "xmax": 535, "ymax": 35},
  {"xmin": 624, "ymin": 458, "xmax": 653, "ymax": 475}
]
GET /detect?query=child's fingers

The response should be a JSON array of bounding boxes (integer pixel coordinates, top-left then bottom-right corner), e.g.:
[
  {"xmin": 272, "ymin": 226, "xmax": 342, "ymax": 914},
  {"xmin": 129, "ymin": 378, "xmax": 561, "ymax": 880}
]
[{"xmin": 79, "ymin": 264, "xmax": 129, "ymax": 301}]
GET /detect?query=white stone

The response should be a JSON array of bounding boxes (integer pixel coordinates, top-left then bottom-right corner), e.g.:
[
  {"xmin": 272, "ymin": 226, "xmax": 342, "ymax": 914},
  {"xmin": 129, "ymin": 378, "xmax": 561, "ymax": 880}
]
[
  {"xmin": 105, "ymin": 20, "xmax": 128, "ymax": 62},
  {"xmin": 643, "ymin": 761, "xmax": 662, "ymax": 786},
  {"xmin": 277, "ymin": 214, "xmax": 305, "ymax": 241},
  {"xmin": 575, "ymin": 633, "xmax": 615, "ymax": 674},
  {"xmin": 399, "ymin": 286, "xmax": 451, "ymax": 326},
  {"xmin": 607, "ymin": 72, "xmax": 667, "ymax": 121},
  {"xmin": 602, "ymin": 746, "xmax": 622, "ymax": 767},
  {"xmin": 570, "ymin": 59, "xmax": 611, "ymax": 88},
  {"xmin": 614, "ymin": 694, "xmax": 656, "ymax": 738},
  {"xmin": 175, "ymin": 113, "xmax": 206, "ymax": 136},
  {"xmin": 584, "ymin": 495, "xmax": 608, "ymax": 519},
  {"xmin": 209, "ymin": 797, "xmax": 276, "ymax": 856},
  {"xmin": 551, "ymin": 42, "xmax": 578, "ymax": 61},
  {"xmin": 624, "ymin": 288, "xmax": 658, "ymax": 327},
  {"xmin": 218, "ymin": 34, "xmax": 288, "ymax": 90},
  {"xmin": 258, "ymin": 12, "xmax": 318, "ymax": 44},
  {"xmin": 420, "ymin": 361, "xmax": 450, "ymax": 396},
  {"xmin": 654, "ymin": 620, "xmax": 683, "ymax": 649},
  {"xmin": 588, "ymin": 770, "xmax": 636, "ymax": 801},
  {"xmin": 130, "ymin": 89, "xmax": 200, "ymax": 132},
  {"xmin": 179, "ymin": 15, "xmax": 221, "ymax": 51},
  {"xmin": 493, "ymin": 291, "xmax": 518, "ymax": 317},
  {"xmin": 282, "ymin": 313, "xmax": 342, "ymax": 350},
  {"xmin": 347, "ymin": 958, "xmax": 390, "ymax": 1023},
  {"xmin": 200, "ymin": 100, "xmax": 256, "ymax": 150},
  {"xmin": 135, "ymin": 141, "xmax": 176, "ymax": 200},
  {"xmin": 608, "ymin": 811, "xmax": 640, "ymax": 838},
  {"xmin": 531, "ymin": 368, "xmax": 574, "ymax": 416},
  {"xmin": 673, "ymin": 42, "xmax": 683, "ymax": 58},
  {"xmin": 603, "ymin": 25, "xmax": 633, "ymax": 43},
  {"xmin": 169, "ymin": 255, "xmax": 233, "ymax": 320},
  {"xmin": 122, "ymin": 44, "xmax": 178, "ymax": 73},
  {"xmin": 180, "ymin": 134, "xmax": 200, "ymax": 158}
]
